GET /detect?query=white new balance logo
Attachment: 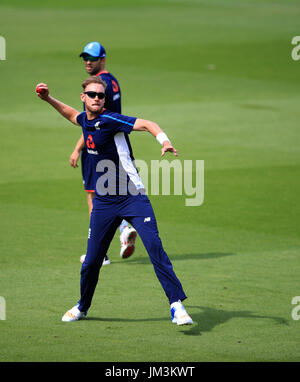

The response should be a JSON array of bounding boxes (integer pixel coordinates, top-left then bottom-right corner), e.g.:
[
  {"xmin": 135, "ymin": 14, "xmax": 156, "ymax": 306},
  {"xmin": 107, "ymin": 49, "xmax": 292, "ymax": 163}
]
[
  {"xmin": 144, "ymin": 217, "xmax": 151, "ymax": 223},
  {"xmin": 94, "ymin": 121, "xmax": 101, "ymax": 130}
]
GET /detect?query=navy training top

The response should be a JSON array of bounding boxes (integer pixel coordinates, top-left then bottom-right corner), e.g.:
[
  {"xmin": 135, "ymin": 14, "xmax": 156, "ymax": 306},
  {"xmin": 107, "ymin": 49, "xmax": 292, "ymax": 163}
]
[{"xmin": 77, "ymin": 109, "xmax": 145, "ymax": 197}]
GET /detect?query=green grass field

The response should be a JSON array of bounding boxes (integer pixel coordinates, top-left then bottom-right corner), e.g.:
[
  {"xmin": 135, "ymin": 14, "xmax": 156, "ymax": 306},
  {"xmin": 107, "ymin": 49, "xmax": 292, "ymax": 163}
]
[{"xmin": 1, "ymin": 0, "xmax": 300, "ymax": 363}]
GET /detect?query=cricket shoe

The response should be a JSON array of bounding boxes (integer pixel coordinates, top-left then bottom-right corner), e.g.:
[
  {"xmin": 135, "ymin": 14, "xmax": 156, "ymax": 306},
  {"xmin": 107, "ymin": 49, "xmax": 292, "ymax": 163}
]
[
  {"xmin": 62, "ymin": 304, "xmax": 87, "ymax": 322},
  {"xmin": 170, "ymin": 300, "xmax": 194, "ymax": 325},
  {"xmin": 120, "ymin": 226, "xmax": 137, "ymax": 259},
  {"xmin": 80, "ymin": 254, "xmax": 111, "ymax": 266},
  {"xmin": 102, "ymin": 255, "xmax": 111, "ymax": 265}
]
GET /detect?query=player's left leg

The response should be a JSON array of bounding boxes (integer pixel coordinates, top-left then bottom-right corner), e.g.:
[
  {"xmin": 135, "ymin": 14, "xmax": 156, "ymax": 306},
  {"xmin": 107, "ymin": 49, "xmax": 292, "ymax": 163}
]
[
  {"xmin": 123, "ymin": 195, "xmax": 193, "ymax": 325},
  {"xmin": 129, "ymin": 215, "xmax": 187, "ymax": 304}
]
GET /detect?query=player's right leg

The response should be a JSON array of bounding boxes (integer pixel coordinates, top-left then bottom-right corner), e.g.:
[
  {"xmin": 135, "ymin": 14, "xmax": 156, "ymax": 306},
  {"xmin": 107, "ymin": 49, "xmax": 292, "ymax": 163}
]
[
  {"xmin": 81, "ymin": 149, "xmax": 110, "ymax": 265},
  {"xmin": 62, "ymin": 197, "xmax": 122, "ymax": 321},
  {"xmin": 79, "ymin": 191, "xmax": 110, "ymax": 265},
  {"xmin": 78, "ymin": 199, "xmax": 122, "ymax": 314}
]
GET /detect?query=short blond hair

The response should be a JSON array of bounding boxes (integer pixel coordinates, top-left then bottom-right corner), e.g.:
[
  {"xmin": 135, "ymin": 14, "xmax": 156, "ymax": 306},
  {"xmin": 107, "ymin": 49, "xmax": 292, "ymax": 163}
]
[{"xmin": 82, "ymin": 76, "xmax": 107, "ymax": 91}]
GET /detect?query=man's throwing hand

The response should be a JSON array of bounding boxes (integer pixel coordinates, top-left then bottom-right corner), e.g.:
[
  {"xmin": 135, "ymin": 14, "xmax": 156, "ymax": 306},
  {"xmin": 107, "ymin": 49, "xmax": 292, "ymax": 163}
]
[{"xmin": 35, "ymin": 83, "xmax": 49, "ymax": 100}]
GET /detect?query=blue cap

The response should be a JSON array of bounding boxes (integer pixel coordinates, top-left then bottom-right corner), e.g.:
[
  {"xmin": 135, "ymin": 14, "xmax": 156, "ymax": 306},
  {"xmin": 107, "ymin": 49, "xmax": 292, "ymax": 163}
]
[{"xmin": 79, "ymin": 42, "xmax": 106, "ymax": 58}]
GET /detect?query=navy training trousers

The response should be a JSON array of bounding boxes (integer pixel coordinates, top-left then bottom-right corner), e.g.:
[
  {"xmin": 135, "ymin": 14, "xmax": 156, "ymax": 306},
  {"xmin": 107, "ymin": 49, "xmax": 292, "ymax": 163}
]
[{"xmin": 77, "ymin": 194, "xmax": 187, "ymax": 312}]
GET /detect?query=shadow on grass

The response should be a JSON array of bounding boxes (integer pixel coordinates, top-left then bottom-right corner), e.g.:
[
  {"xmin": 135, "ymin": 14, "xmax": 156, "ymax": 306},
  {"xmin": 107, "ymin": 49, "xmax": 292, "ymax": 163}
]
[
  {"xmin": 86, "ymin": 305, "xmax": 288, "ymax": 337},
  {"xmin": 86, "ymin": 317, "xmax": 167, "ymax": 323},
  {"xmin": 114, "ymin": 252, "xmax": 235, "ymax": 265},
  {"xmin": 239, "ymin": 103, "xmax": 278, "ymax": 111},
  {"xmin": 181, "ymin": 306, "xmax": 289, "ymax": 336}
]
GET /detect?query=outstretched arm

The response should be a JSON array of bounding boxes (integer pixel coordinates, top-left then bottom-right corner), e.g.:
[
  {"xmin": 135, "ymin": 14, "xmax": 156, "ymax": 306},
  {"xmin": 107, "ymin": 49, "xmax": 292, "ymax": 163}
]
[
  {"xmin": 132, "ymin": 118, "xmax": 178, "ymax": 157},
  {"xmin": 35, "ymin": 83, "xmax": 80, "ymax": 126}
]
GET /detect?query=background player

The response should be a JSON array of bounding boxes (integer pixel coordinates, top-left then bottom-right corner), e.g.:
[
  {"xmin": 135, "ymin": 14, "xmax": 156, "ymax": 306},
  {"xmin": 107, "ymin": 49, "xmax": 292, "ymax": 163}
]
[
  {"xmin": 69, "ymin": 42, "xmax": 137, "ymax": 265},
  {"xmin": 36, "ymin": 77, "xmax": 193, "ymax": 326}
]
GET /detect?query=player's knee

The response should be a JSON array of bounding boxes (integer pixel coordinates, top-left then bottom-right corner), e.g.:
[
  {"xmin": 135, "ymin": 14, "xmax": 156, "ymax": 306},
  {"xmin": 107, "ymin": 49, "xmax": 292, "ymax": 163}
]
[{"xmin": 144, "ymin": 235, "xmax": 165, "ymax": 256}]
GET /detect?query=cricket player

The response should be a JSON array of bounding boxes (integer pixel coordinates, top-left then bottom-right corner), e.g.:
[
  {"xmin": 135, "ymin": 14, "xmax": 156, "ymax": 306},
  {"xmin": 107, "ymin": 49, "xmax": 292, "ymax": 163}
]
[
  {"xmin": 69, "ymin": 41, "xmax": 137, "ymax": 265},
  {"xmin": 36, "ymin": 76, "xmax": 193, "ymax": 326}
]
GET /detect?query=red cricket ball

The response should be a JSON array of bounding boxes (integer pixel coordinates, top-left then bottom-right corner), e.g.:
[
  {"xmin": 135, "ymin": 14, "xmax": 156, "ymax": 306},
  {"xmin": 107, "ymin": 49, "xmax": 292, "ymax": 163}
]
[{"xmin": 36, "ymin": 86, "xmax": 43, "ymax": 94}]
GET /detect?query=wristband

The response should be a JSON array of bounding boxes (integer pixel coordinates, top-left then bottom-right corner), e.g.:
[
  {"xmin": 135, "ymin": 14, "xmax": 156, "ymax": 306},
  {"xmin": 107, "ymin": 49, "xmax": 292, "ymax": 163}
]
[{"xmin": 156, "ymin": 132, "xmax": 170, "ymax": 146}]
